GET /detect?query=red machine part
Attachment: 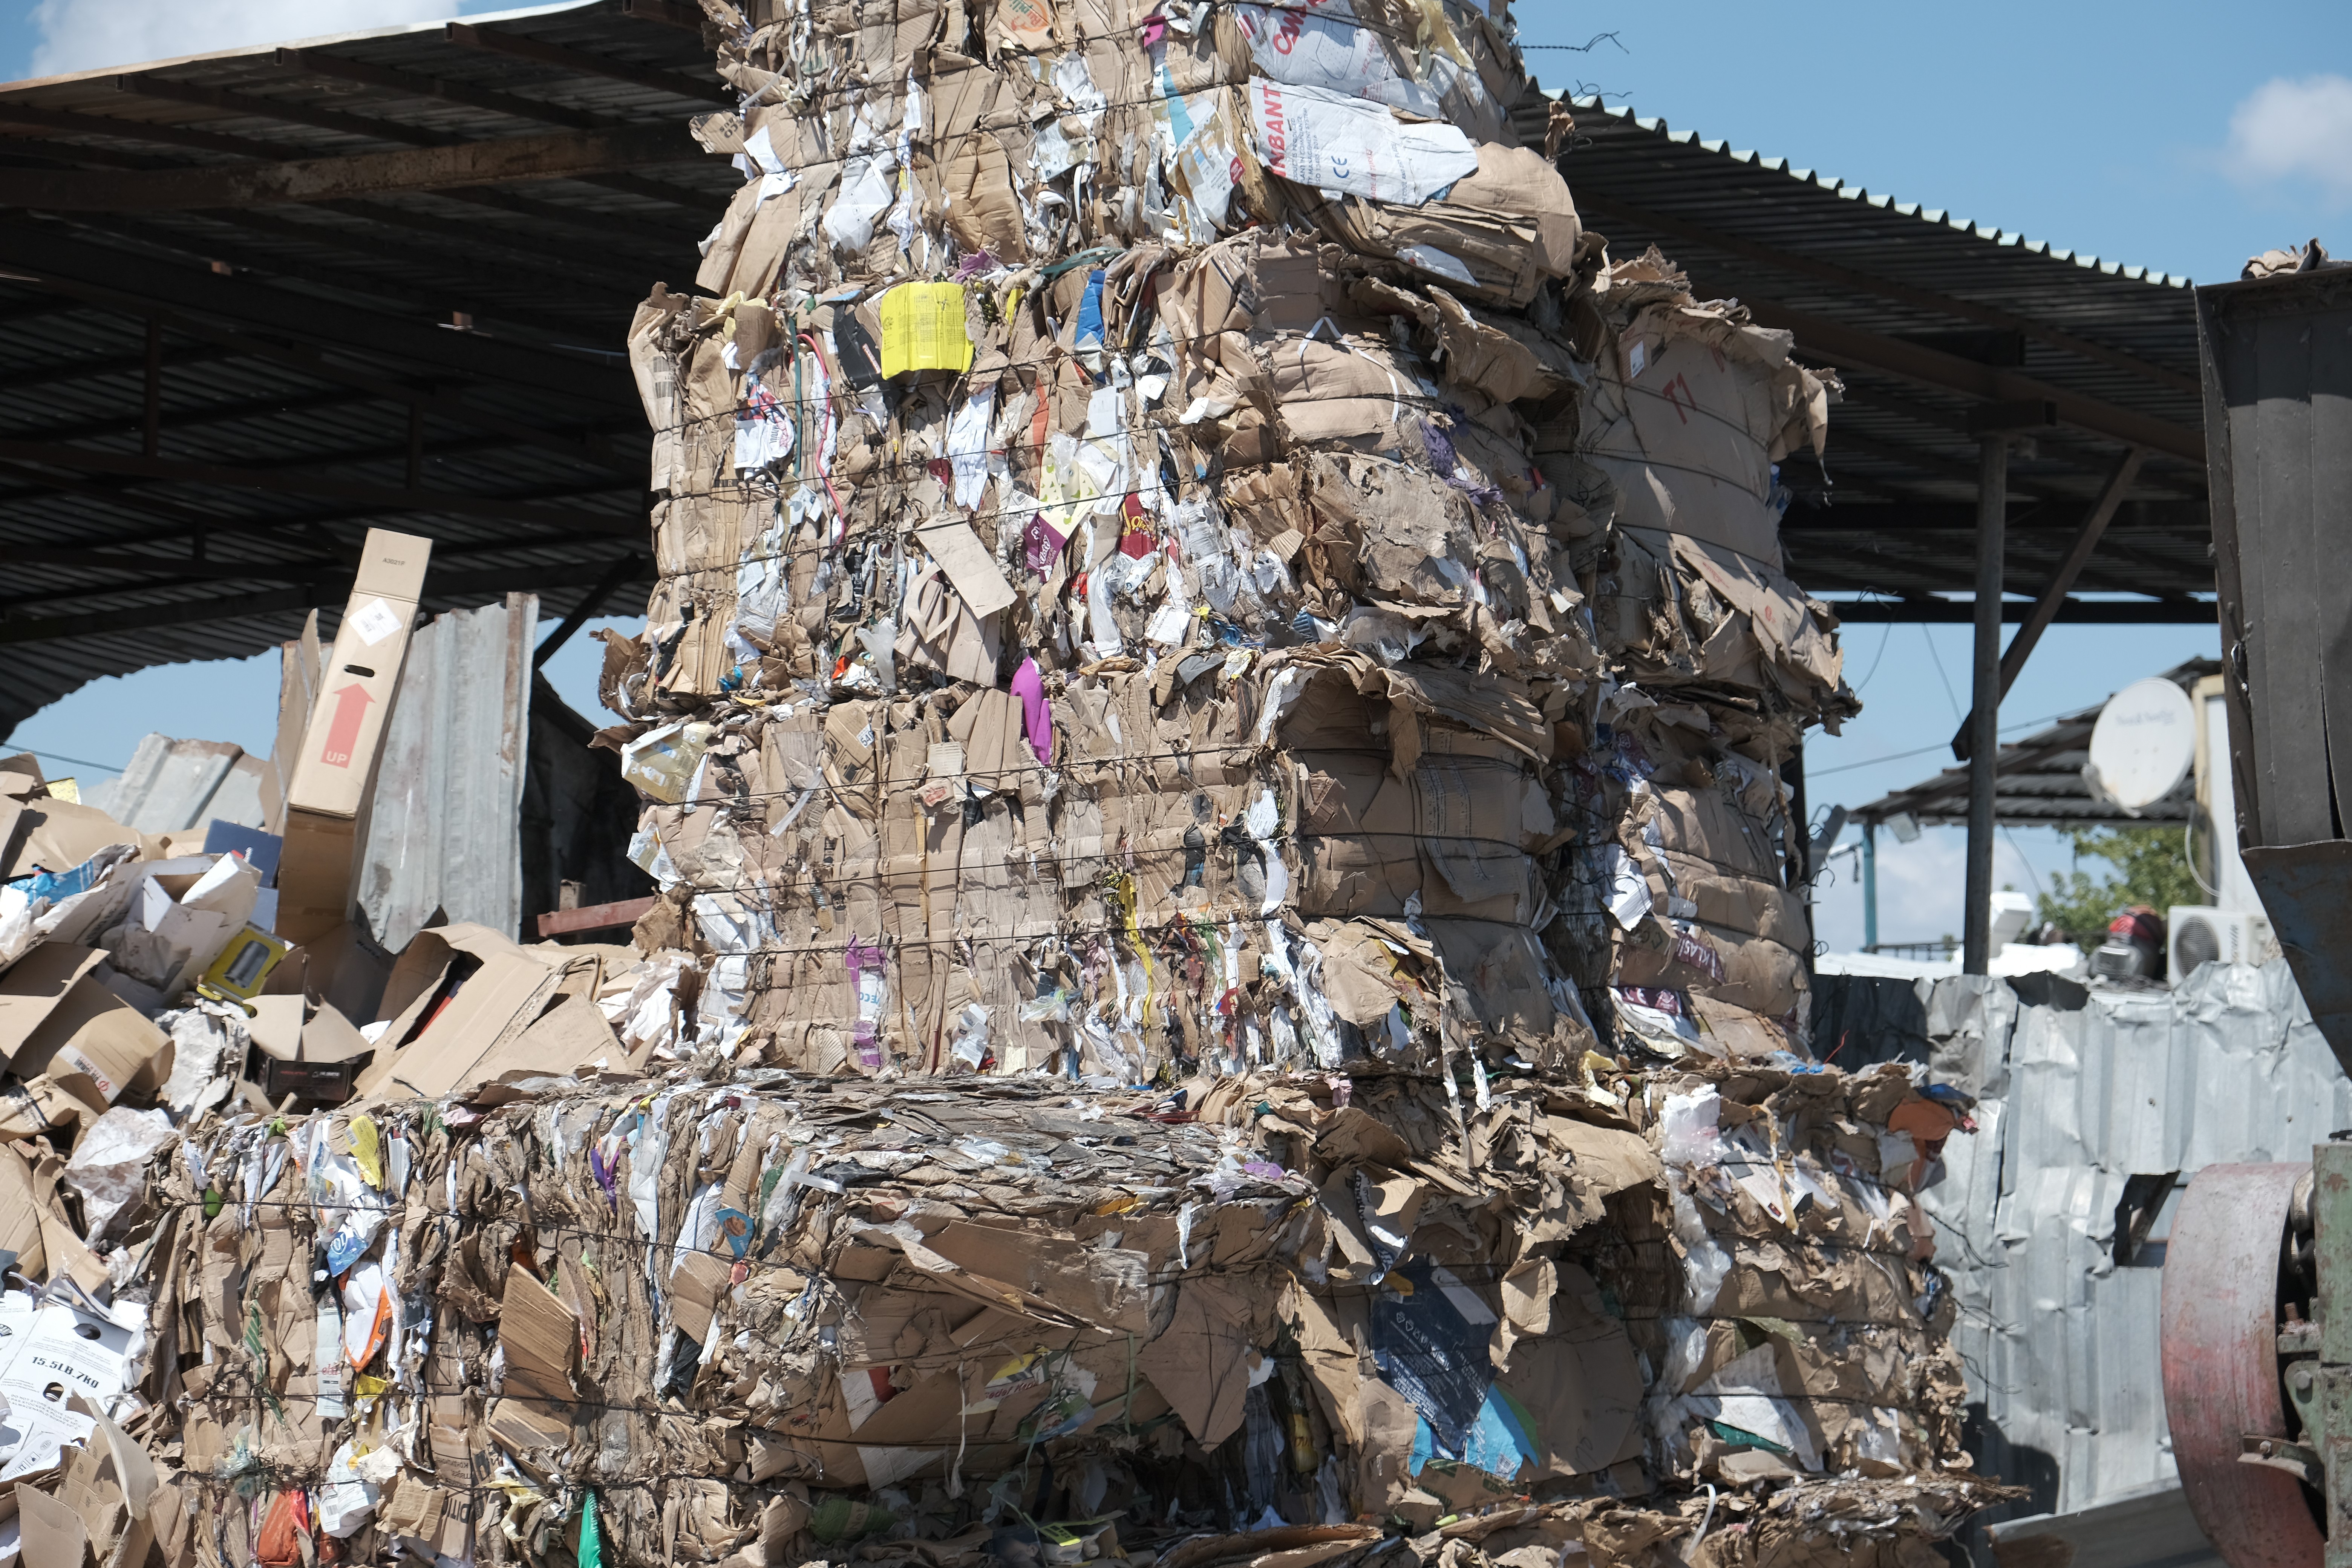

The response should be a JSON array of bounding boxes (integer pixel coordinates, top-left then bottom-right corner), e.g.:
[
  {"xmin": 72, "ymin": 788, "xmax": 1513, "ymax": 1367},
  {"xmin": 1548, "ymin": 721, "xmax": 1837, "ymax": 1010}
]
[{"xmin": 2162, "ymin": 1162, "xmax": 2324, "ymax": 1568}]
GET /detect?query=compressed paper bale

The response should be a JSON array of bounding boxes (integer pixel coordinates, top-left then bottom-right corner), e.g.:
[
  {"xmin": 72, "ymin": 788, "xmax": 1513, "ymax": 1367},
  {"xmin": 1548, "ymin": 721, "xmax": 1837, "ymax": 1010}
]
[{"xmin": 43, "ymin": 0, "xmax": 2009, "ymax": 1545}]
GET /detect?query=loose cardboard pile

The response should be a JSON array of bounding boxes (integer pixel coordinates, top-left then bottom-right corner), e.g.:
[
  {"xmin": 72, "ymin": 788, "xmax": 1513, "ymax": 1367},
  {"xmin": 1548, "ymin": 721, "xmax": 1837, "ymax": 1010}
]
[{"xmin": 0, "ymin": 0, "xmax": 2015, "ymax": 1558}]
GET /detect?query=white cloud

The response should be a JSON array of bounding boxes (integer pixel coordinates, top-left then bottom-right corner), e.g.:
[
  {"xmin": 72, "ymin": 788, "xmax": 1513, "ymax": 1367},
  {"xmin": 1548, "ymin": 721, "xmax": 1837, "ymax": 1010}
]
[
  {"xmin": 31, "ymin": 0, "xmax": 451, "ymax": 77},
  {"xmin": 2222, "ymin": 74, "xmax": 2352, "ymax": 203}
]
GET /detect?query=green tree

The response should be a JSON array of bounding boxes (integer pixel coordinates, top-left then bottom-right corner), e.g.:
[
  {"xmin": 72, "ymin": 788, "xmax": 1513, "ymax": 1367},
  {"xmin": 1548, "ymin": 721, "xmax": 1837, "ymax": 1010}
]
[{"xmin": 2035, "ymin": 827, "xmax": 2204, "ymax": 948}]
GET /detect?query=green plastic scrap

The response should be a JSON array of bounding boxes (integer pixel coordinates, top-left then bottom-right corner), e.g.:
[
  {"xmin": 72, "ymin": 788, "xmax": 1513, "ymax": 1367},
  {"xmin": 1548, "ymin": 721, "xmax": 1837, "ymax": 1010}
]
[
  {"xmin": 1706, "ymin": 1419, "xmax": 1790, "ymax": 1455},
  {"xmin": 809, "ymin": 1495, "xmax": 894, "ymax": 1545}
]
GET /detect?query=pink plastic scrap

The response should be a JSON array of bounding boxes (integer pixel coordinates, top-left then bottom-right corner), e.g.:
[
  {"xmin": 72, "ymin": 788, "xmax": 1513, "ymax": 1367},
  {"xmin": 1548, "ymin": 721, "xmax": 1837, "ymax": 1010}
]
[{"xmin": 1011, "ymin": 657, "xmax": 1053, "ymax": 766}]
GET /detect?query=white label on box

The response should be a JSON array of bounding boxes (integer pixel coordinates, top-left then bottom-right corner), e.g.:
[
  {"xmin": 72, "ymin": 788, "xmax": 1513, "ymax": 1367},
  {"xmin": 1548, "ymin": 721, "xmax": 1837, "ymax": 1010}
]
[
  {"xmin": 51, "ymin": 1044, "xmax": 118, "ymax": 1102},
  {"xmin": 348, "ymin": 596, "xmax": 403, "ymax": 646}
]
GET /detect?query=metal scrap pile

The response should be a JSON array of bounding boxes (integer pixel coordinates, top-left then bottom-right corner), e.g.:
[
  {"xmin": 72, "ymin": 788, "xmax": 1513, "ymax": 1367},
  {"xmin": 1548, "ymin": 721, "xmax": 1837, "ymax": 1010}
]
[{"xmin": 0, "ymin": 0, "xmax": 2017, "ymax": 1557}]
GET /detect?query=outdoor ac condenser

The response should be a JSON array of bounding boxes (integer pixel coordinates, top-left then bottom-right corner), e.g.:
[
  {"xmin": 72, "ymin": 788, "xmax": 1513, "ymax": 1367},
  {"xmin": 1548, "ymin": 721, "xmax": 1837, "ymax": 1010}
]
[{"xmin": 2168, "ymin": 905, "xmax": 2277, "ymax": 978}]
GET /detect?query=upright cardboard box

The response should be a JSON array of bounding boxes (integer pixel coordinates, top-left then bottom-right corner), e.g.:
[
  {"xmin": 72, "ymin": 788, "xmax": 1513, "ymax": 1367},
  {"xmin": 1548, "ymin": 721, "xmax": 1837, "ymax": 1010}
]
[{"xmin": 276, "ymin": 530, "xmax": 430, "ymax": 945}]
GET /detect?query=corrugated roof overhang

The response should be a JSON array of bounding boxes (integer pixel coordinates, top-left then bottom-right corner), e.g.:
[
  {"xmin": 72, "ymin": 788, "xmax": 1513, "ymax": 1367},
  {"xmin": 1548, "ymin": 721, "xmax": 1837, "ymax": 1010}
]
[
  {"xmin": 0, "ymin": 37, "xmax": 2220, "ymax": 732},
  {"xmin": 0, "ymin": 0, "xmax": 727, "ymax": 732}
]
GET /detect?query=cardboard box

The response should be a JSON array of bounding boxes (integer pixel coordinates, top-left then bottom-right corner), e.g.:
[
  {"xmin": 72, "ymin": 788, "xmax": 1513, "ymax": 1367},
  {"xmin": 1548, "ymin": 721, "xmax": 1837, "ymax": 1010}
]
[
  {"xmin": 355, "ymin": 923, "xmax": 590, "ymax": 1101},
  {"xmin": 0, "ymin": 946, "xmax": 104, "ymax": 1072},
  {"xmin": 107, "ymin": 854, "xmax": 261, "ymax": 1005},
  {"xmin": 247, "ymin": 994, "xmax": 373, "ymax": 1107},
  {"xmin": 286, "ymin": 530, "xmax": 429, "ymax": 819},
  {"xmin": 0, "ymin": 944, "xmax": 170, "ymax": 1118},
  {"xmin": 276, "ymin": 530, "xmax": 429, "ymax": 945}
]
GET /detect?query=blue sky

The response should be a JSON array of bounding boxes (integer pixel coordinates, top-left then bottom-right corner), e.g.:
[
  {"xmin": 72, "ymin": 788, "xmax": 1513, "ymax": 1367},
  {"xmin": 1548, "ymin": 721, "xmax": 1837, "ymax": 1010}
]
[{"xmin": 3, "ymin": 0, "xmax": 2346, "ymax": 951}]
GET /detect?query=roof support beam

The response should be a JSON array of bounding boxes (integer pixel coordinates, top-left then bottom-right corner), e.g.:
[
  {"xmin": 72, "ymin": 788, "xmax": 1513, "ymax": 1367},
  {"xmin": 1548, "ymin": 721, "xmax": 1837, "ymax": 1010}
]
[
  {"xmin": 115, "ymin": 72, "xmax": 443, "ymax": 146},
  {"xmin": 0, "ymin": 557, "xmax": 649, "ymax": 645},
  {"xmin": 1827, "ymin": 423, "xmax": 2053, "ymax": 498},
  {"xmin": 272, "ymin": 48, "xmax": 717, "ymax": 211},
  {"xmin": 0, "ymin": 439, "xmax": 640, "ymax": 532},
  {"xmin": 275, "ymin": 46, "xmax": 612, "ymax": 132},
  {"xmin": 0, "ymin": 122, "xmax": 696, "ymax": 210},
  {"xmin": 1951, "ymin": 447, "xmax": 2151, "ymax": 763},
  {"xmin": 0, "ymin": 103, "xmax": 271, "ymax": 159},
  {"xmin": 1575, "ymin": 190, "xmax": 2204, "ymax": 398},
  {"xmin": 1824, "ymin": 595, "xmax": 2216, "ymax": 625},
  {"xmin": 1782, "ymin": 497, "xmax": 2208, "ymax": 533},
  {"xmin": 443, "ymin": 23, "xmax": 731, "ymax": 107},
  {"xmin": 113, "ymin": 73, "xmax": 716, "ymax": 239},
  {"xmin": 1743, "ymin": 296, "xmax": 2207, "ymax": 462}
]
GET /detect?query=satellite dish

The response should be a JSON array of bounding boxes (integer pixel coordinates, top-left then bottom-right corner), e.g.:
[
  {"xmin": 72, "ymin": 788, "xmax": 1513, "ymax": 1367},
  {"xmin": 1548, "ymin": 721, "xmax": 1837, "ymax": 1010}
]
[{"xmin": 2087, "ymin": 677, "xmax": 2197, "ymax": 811}]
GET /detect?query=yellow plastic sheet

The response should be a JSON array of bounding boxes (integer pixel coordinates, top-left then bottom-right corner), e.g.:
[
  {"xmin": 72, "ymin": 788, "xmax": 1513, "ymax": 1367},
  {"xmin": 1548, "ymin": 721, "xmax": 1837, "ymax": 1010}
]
[{"xmin": 878, "ymin": 282, "xmax": 974, "ymax": 377}]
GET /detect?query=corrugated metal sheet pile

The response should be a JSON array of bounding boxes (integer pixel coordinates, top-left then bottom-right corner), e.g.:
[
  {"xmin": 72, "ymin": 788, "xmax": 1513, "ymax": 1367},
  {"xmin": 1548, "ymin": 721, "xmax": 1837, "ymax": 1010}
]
[{"xmin": 0, "ymin": 0, "xmax": 2019, "ymax": 1556}]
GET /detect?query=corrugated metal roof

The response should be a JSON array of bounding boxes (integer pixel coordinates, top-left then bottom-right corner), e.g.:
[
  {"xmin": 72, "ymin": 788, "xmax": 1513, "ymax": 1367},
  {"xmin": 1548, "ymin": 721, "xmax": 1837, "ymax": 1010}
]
[
  {"xmin": 1542, "ymin": 93, "xmax": 2214, "ymax": 619},
  {"xmin": 356, "ymin": 593, "xmax": 535, "ymax": 950},
  {"xmin": 0, "ymin": 0, "xmax": 705, "ymax": 732},
  {"xmin": 1855, "ymin": 658, "xmax": 2219, "ymax": 827}
]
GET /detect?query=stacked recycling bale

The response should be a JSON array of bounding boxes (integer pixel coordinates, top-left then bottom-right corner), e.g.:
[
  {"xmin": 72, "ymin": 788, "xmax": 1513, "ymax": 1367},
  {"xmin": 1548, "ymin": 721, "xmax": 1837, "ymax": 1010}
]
[
  {"xmin": 51, "ymin": 0, "xmax": 1995, "ymax": 1557},
  {"xmin": 1576, "ymin": 248, "xmax": 1857, "ymax": 1057},
  {"xmin": 600, "ymin": 0, "xmax": 1626, "ymax": 1088},
  {"xmin": 123, "ymin": 1055, "xmax": 2000, "ymax": 1566}
]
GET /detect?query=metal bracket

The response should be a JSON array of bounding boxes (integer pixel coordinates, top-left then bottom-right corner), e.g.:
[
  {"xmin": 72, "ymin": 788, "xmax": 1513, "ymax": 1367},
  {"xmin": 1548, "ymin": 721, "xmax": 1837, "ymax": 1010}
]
[{"xmin": 2243, "ymin": 1434, "xmax": 2325, "ymax": 1487}]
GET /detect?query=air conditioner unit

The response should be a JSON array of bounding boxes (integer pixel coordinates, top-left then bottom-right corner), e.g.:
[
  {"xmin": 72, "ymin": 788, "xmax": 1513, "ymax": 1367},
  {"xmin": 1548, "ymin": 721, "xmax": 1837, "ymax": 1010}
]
[{"xmin": 2168, "ymin": 905, "xmax": 2276, "ymax": 978}]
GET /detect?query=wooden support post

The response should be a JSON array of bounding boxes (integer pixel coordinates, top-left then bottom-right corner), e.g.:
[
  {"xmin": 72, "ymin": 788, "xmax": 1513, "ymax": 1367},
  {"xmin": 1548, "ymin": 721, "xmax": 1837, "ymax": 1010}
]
[{"xmin": 1964, "ymin": 436, "xmax": 2009, "ymax": 975}]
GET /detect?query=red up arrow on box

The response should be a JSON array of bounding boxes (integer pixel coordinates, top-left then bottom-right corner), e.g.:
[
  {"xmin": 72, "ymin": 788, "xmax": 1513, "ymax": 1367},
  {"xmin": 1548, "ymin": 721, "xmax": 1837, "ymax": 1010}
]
[{"xmin": 317, "ymin": 682, "xmax": 375, "ymax": 769}]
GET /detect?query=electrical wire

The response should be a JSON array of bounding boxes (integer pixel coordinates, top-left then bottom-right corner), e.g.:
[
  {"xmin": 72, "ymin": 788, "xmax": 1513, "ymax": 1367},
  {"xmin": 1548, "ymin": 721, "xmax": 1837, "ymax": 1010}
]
[
  {"xmin": 1805, "ymin": 711, "xmax": 2067, "ymax": 779},
  {"xmin": 6, "ymin": 746, "xmax": 125, "ymax": 773}
]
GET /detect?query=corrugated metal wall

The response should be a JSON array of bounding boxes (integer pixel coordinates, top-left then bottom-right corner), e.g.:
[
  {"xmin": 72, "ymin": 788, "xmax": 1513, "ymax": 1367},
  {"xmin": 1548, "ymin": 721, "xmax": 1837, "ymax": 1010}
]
[
  {"xmin": 1902, "ymin": 963, "xmax": 2349, "ymax": 1544},
  {"xmin": 87, "ymin": 734, "xmax": 268, "ymax": 834},
  {"xmin": 357, "ymin": 594, "xmax": 535, "ymax": 951}
]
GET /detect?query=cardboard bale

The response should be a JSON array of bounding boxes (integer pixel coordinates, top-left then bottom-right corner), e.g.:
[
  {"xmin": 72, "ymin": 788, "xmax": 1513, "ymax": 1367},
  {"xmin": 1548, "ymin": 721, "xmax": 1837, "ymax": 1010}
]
[
  {"xmin": 7, "ymin": 0, "xmax": 1993, "ymax": 1556},
  {"xmin": 116, "ymin": 1054, "xmax": 2003, "ymax": 1568}
]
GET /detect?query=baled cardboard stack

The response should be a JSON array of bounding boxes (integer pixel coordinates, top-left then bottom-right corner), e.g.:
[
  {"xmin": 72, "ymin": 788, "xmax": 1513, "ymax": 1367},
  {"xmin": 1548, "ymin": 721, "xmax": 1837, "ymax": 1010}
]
[
  {"xmin": 1577, "ymin": 248, "xmax": 1858, "ymax": 1058},
  {"xmin": 0, "ymin": 0, "xmax": 2012, "ymax": 1557},
  {"xmin": 119, "ymin": 1055, "xmax": 1998, "ymax": 1568}
]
